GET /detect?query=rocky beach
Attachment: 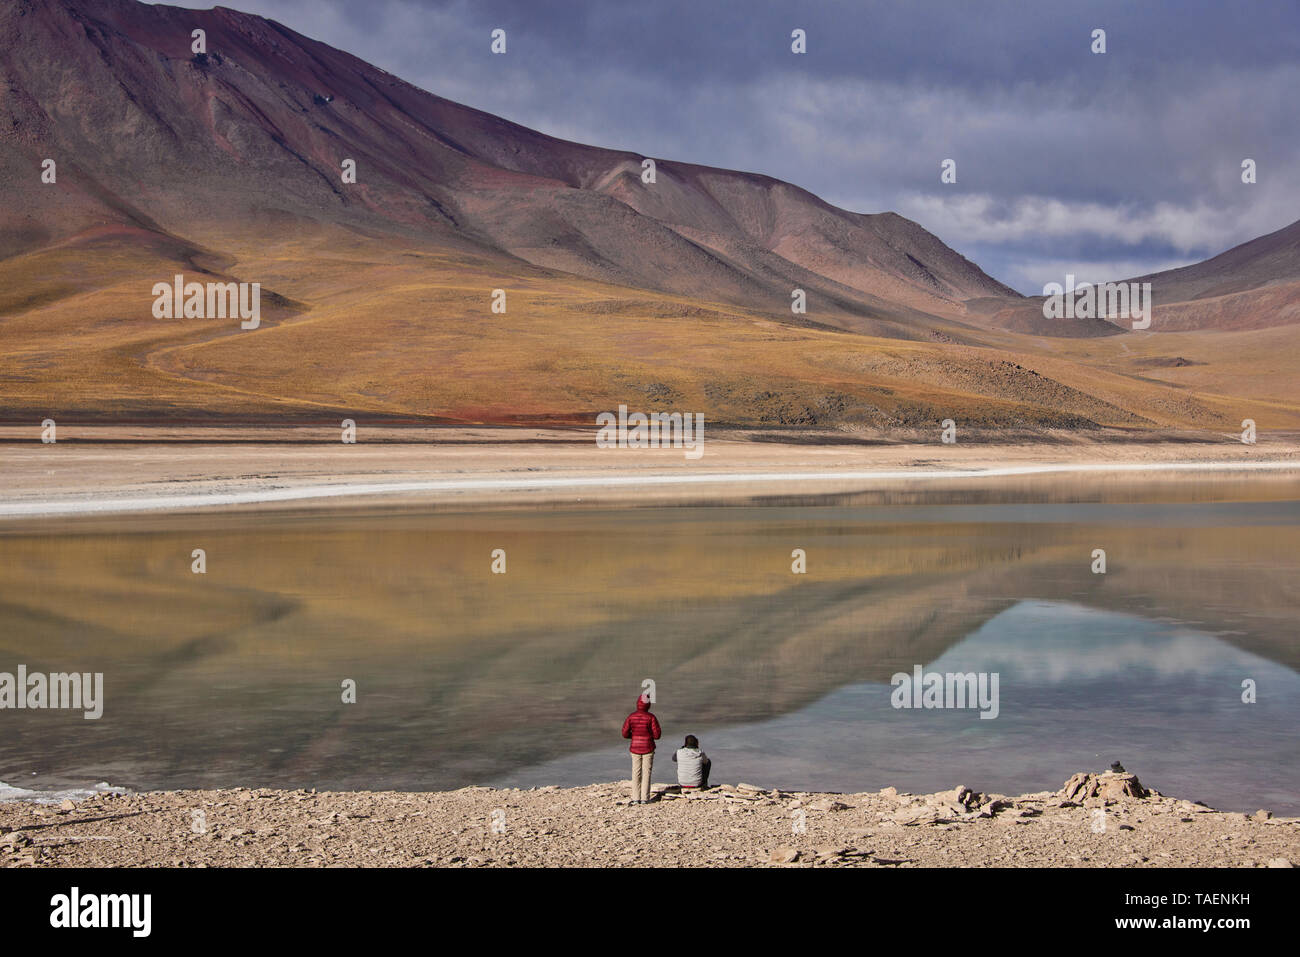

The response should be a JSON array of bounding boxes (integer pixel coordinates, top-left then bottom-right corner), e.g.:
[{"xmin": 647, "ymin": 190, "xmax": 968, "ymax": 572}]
[{"xmin": 3, "ymin": 772, "xmax": 1296, "ymax": 868}]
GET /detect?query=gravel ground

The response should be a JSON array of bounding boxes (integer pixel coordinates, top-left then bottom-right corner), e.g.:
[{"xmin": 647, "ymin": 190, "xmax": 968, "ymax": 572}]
[{"xmin": 2, "ymin": 772, "xmax": 1296, "ymax": 868}]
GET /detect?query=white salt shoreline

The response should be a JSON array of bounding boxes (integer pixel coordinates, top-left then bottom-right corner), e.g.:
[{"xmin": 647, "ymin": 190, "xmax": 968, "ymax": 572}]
[{"xmin": 0, "ymin": 459, "xmax": 1297, "ymax": 519}]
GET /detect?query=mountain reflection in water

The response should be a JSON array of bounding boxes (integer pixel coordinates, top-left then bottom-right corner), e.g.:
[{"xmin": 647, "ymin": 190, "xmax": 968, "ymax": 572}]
[{"xmin": 0, "ymin": 495, "xmax": 1296, "ymax": 813}]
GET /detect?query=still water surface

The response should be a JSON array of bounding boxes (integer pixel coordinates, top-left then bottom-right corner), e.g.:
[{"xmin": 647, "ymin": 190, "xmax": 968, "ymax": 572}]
[{"xmin": 1, "ymin": 491, "xmax": 1296, "ymax": 812}]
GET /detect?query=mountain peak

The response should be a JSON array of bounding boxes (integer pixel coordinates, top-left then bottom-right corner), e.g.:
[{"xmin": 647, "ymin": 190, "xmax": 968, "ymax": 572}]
[{"xmin": 0, "ymin": 0, "xmax": 1016, "ymax": 325}]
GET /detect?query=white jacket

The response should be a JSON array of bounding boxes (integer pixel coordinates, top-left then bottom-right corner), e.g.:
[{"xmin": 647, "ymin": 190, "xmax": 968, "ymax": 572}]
[{"xmin": 673, "ymin": 746, "xmax": 709, "ymax": 786}]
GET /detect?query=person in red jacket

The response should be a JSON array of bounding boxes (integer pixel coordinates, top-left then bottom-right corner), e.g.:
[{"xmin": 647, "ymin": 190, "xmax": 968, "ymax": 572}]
[{"xmin": 621, "ymin": 693, "xmax": 662, "ymax": 804}]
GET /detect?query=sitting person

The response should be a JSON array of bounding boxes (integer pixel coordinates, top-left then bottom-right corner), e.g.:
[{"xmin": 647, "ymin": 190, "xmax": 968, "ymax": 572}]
[{"xmin": 672, "ymin": 734, "xmax": 711, "ymax": 789}]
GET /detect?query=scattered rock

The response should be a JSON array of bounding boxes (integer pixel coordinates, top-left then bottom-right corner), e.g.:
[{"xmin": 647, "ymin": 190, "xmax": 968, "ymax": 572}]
[
  {"xmin": 934, "ymin": 785, "xmax": 981, "ymax": 809},
  {"xmin": 806, "ymin": 799, "xmax": 850, "ymax": 812},
  {"xmin": 893, "ymin": 806, "xmax": 948, "ymax": 826},
  {"xmin": 1060, "ymin": 771, "xmax": 1147, "ymax": 803},
  {"xmin": 1267, "ymin": 858, "xmax": 1292, "ymax": 868},
  {"xmin": 768, "ymin": 846, "xmax": 800, "ymax": 864}
]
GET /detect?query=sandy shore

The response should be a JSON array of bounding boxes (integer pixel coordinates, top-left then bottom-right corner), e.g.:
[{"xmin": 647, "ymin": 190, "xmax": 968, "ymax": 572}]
[
  {"xmin": 1, "ymin": 426, "xmax": 1297, "ymax": 517},
  {"xmin": 2, "ymin": 772, "xmax": 1296, "ymax": 868}
]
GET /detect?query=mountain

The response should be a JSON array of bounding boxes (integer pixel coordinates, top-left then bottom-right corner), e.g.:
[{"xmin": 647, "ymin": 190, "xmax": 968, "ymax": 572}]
[
  {"xmin": 1123, "ymin": 218, "xmax": 1300, "ymax": 331},
  {"xmin": 0, "ymin": 0, "xmax": 1296, "ymax": 431},
  {"xmin": 962, "ymin": 218, "xmax": 1300, "ymax": 337},
  {"xmin": 0, "ymin": 0, "xmax": 1015, "ymax": 337}
]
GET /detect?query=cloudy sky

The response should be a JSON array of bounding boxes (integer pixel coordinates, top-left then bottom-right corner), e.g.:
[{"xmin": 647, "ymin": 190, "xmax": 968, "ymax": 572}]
[{"xmin": 205, "ymin": 0, "xmax": 1297, "ymax": 293}]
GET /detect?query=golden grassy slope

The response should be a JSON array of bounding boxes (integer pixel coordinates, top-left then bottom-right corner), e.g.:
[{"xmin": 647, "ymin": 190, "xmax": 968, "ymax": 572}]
[{"xmin": 2, "ymin": 227, "xmax": 1298, "ymax": 430}]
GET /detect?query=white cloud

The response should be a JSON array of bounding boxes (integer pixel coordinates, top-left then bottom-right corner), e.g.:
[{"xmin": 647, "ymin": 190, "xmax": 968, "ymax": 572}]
[
  {"xmin": 894, "ymin": 193, "xmax": 1283, "ymax": 254},
  {"xmin": 998, "ymin": 256, "xmax": 1197, "ymax": 292},
  {"xmin": 210, "ymin": 1, "xmax": 1300, "ymax": 288}
]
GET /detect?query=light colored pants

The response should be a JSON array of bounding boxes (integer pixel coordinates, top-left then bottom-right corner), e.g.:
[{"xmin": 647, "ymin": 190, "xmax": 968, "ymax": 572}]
[{"xmin": 631, "ymin": 752, "xmax": 654, "ymax": 802}]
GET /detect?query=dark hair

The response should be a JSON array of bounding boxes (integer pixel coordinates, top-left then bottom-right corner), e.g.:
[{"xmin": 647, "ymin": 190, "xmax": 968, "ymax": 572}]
[{"xmin": 684, "ymin": 734, "xmax": 698, "ymax": 748}]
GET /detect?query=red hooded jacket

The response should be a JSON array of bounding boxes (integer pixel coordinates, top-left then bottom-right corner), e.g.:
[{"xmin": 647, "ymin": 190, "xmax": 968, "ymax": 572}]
[{"xmin": 622, "ymin": 696, "xmax": 662, "ymax": 754}]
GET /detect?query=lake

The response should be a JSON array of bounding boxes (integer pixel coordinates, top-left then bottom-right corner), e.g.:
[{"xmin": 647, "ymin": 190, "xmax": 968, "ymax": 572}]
[{"xmin": 2, "ymin": 481, "xmax": 1297, "ymax": 812}]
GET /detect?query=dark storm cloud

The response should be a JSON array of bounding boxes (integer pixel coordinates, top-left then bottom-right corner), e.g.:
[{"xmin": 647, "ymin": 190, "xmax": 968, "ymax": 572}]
[{"xmin": 193, "ymin": 0, "xmax": 1300, "ymax": 292}]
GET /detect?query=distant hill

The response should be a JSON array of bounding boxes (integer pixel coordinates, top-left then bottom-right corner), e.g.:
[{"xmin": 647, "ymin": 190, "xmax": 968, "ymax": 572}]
[
  {"xmin": 1124, "ymin": 218, "xmax": 1300, "ymax": 331},
  {"xmin": 963, "ymin": 218, "xmax": 1300, "ymax": 336}
]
